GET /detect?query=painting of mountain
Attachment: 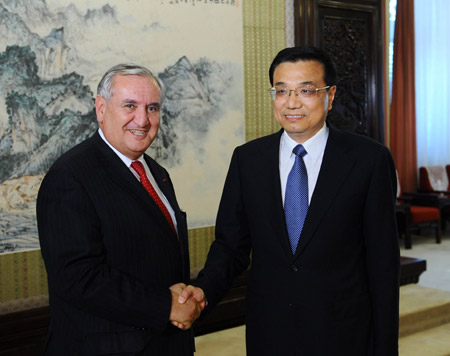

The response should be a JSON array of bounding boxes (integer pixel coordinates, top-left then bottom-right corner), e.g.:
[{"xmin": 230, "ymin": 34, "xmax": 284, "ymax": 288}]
[{"xmin": 0, "ymin": 0, "xmax": 244, "ymax": 253}]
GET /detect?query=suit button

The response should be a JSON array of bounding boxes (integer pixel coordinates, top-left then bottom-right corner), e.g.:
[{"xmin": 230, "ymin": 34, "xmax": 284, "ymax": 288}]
[{"xmin": 291, "ymin": 265, "xmax": 298, "ymax": 272}]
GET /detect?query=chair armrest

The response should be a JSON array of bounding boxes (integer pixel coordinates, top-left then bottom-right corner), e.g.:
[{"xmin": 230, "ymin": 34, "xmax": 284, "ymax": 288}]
[
  {"xmin": 403, "ymin": 192, "xmax": 441, "ymax": 202},
  {"xmin": 403, "ymin": 191, "xmax": 450, "ymax": 208},
  {"xmin": 397, "ymin": 196, "xmax": 412, "ymax": 203}
]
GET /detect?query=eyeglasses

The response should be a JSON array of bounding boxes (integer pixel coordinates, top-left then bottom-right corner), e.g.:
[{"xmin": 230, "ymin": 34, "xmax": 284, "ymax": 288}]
[{"xmin": 269, "ymin": 84, "xmax": 330, "ymax": 101}]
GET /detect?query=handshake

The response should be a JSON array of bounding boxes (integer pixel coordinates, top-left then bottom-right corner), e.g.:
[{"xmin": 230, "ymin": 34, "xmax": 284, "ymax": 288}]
[{"xmin": 169, "ymin": 283, "xmax": 206, "ymax": 330}]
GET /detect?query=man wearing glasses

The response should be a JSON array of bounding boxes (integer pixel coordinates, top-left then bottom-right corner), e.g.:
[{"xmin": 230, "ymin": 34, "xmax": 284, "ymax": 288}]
[{"xmin": 180, "ymin": 46, "xmax": 400, "ymax": 355}]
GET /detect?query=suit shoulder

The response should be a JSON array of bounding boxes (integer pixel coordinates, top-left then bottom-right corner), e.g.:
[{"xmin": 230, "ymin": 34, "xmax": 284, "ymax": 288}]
[
  {"xmin": 329, "ymin": 128, "xmax": 396, "ymax": 178},
  {"xmin": 331, "ymin": 127, "xmax": 390, "ymax": 154},
  {"xmin": 47, "ymin": 134, "xmax": 98, "ymax": 173}
]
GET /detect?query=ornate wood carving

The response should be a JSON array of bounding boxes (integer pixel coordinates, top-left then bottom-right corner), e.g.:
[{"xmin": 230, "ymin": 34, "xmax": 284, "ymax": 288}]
[{"xmin": 322, "ymin": 16, "xmax": 369, "ymax": 135}]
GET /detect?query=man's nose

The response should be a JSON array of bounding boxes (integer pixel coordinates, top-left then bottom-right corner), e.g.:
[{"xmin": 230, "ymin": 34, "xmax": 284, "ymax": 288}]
[
  {"xmin": 286, "ymin": 89, "xmax": 303, "ymax": 108},
  {"xmin": 134, "ymin": 107, "xmax": 149, "ymax": 126}
]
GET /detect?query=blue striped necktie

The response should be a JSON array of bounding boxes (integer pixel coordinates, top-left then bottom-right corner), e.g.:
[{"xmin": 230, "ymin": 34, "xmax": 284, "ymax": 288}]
[{"xmin": 284, "ymin": 144, "xmax": 309, "ymax": 254}]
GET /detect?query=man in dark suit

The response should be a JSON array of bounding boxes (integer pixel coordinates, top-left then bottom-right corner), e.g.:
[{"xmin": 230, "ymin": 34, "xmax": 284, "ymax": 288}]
[
  {"xmin": 179, "ymin": 46, "xmax": 400, "ymax": 355},
  {"xmin": 37, "ymin": 64, "xmax": 203, "ymax": 355}
]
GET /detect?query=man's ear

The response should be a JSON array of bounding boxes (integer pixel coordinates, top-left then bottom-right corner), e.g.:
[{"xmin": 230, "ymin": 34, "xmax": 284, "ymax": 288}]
[
  {"xmin": 95, "ymin": 95, "xmax": 106, "ymax": 124},
  {"xmin": 327, "ymin": 86, "xmax": 337, "ymax": 111}
]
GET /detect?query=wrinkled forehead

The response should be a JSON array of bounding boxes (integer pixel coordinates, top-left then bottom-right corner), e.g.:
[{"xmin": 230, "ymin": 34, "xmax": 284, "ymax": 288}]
[{"xmin": 110, "ymin": 74, "xmax": 162, "ymax": 100}]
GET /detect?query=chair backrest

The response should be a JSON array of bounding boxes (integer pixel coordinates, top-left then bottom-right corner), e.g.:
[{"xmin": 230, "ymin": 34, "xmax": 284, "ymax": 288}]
[
  {"xmin": 419, "ymin": 165, "xmax": 450, "ymax": 191},
  {"xmin": 396, "ymin": 170, "xmax": 401, "ymax": 198}
]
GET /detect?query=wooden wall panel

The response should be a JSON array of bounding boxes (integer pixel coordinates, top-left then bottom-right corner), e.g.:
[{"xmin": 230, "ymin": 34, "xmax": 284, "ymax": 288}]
[{"xmin": 295, "ymin": 0, "xmax": 384, "ymax": 142}]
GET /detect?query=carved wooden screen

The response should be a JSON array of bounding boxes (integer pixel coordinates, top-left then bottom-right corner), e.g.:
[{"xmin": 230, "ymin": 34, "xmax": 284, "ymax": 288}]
[{"xmin": 294, "ymin": 0, "xmax": 384, "ymax": 142}]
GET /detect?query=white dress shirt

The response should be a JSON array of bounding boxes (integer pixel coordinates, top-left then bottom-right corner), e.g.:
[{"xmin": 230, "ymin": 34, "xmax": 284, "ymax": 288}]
[
  {"xmin": 98, "ymin": 128, "xmax": 178, "ymax": 232},
  {"xmin": 279, "ymin": 124, "xmax": 329, "ymax": 205}
]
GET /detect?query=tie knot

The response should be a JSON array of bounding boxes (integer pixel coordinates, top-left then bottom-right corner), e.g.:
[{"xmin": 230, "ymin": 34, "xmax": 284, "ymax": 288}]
[
  {"xmin": 131, "ymin": 161, "xmax": 145, "ymax": 176},
  {"xmin": 293, "ymin": 144, "xmax": 307, "ymax": 158}
]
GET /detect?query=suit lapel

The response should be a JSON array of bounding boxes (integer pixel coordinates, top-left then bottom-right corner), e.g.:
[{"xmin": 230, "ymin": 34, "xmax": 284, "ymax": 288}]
[
  {"xmin": 260, "ymin": 130, "xmax": 294, "ymax": 258},
  {"xmin": 92, "ymin": 133, "xmax": 141, "ymax": 194},
  {"xmin": 145, "ymin": 156, "xmax": 183, "ymax": 238},
  {"xmin": 293, "ymin": 125, "xmax": 356, "ymax": 260},
  {"xmin": 145, "ymin": 155, "xmax": 190, "ymax": 281},
  {"xmin": 146, "ymin": 157, "xmax": 180, "ymax": 215}
]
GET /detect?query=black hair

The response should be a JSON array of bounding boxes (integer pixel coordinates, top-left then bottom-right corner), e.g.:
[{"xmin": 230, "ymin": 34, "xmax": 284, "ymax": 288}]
[{"xmin": 269, "ymin": 46, "xmax": 337, "ymax": 86}]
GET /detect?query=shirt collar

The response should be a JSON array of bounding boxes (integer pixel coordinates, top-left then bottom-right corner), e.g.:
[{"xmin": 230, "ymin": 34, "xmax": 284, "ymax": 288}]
[
  {"xmin": 280, "ymin": 123, "xmax": 329, "ymax": 160},
  {"xmin": 98, "ymin": 128, "xmax": 144, "ymax": 167}
]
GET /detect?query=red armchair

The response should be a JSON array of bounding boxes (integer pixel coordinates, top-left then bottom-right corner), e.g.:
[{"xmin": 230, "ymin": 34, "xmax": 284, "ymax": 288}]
[
  {"xmin": 419, "ymin": 165, "xmax": 450, "ymax": 195},
  {"xmin": 416, "ymin": 165, "xmax": 450, "ymax": 229},
  {"xmin": 396, "ymin": 172, "xmax": 441, "ymax": 249}
]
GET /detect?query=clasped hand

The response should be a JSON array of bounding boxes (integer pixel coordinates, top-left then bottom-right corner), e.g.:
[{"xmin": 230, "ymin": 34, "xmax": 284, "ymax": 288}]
[{"xmin": 169, "ymin": 283, "xmax": 206, "ymax": 330}]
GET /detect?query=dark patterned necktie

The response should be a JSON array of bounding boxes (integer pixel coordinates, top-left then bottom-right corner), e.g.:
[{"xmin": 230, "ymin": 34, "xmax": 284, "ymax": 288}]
[
  {"xmin": 284, "ymin": 144, "xmax": 309, "ymax": 254},
  {"xmin": 131, "ymin": 161, "xmax": 176, "ymax": 234}
]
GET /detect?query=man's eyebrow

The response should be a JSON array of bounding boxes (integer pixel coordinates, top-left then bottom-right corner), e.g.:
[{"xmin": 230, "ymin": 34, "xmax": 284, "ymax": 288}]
[
  {"xmin": 274, "ymin": 80, "xmax": 313, "ymax": 86},
  {"xmin": 122, "ymin": 99, "xmax": 138, "ymax": 104},
  {"xmin": 120, "ymin": 99, "xmax": 160, "ymax": 107},
  {"xmin": 148, "ymin": 102, "xmax": 161, "ymax": 108}
]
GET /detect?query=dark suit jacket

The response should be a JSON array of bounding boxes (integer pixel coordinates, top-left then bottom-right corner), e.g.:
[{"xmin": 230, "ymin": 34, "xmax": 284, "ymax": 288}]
[
  {"xmin": 37, "ymin": 132, "xmax": 194, "ymax": 355},
  {"xmin": 194, "ymin": 124, "xmax": 400, "ymax": 356}
]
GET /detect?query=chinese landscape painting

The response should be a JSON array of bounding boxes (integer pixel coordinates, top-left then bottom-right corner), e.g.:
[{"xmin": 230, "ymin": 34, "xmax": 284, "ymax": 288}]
[{"xmin": 0, "ymin": 0, "xmax": 244, "ymax": 253}]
